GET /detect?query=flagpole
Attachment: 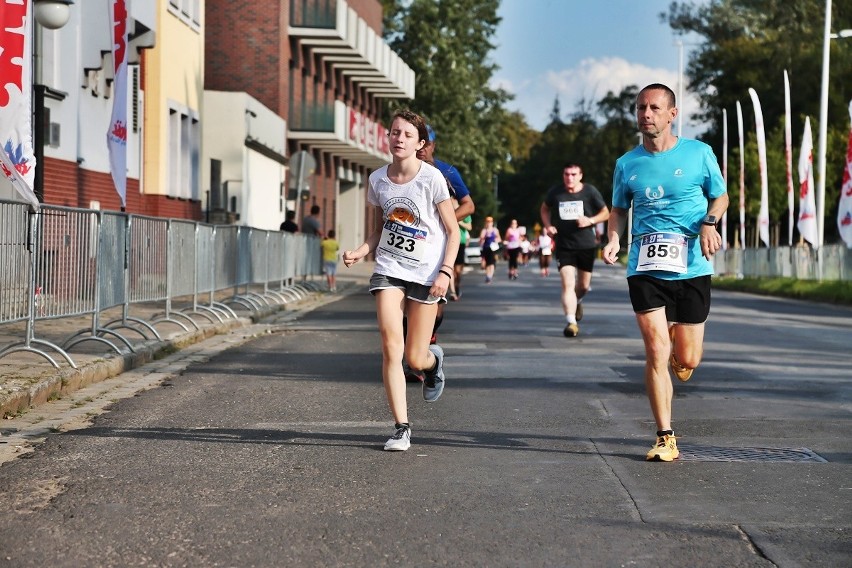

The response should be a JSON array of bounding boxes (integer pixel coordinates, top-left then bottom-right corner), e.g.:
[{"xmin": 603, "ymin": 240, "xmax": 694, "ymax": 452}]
[
  {"xmin": 816, "ymin": 0, "xmax": 831, "ymax": 251},
  {"xmin": 722, "ymin": 108, "xmax": 728, "ymax": 251},
  {"xmin": 736, "ymin": 101, "xmax": 746, "ymax": 251},
  {"xmin": 676, "ymin": 40, "xmax": 684, "ymax": 138}
]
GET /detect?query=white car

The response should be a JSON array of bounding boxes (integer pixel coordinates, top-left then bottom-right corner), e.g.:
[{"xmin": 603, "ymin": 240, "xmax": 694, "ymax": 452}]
[{"xmin": 464, "ymin": 243, "xmax": 482, "ymax": 265}]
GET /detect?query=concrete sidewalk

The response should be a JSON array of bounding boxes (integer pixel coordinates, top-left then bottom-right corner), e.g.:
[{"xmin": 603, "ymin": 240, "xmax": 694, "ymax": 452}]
[{"xmin": 0, "ymin": 263, "xmax": 375, "ymax": 422}]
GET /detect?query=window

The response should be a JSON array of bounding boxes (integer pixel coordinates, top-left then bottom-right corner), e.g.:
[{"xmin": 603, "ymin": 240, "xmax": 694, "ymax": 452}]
[
  {"xmin": 167, "ymin": 105, "xmax": 199, "ymax": 200},
  {"xmin": 131, "ymin": 66, "xmax": 140, "ymax": 133},
  {"xmin": 168, "ymin": 0, "xmax": 200, "ymax": 30}
]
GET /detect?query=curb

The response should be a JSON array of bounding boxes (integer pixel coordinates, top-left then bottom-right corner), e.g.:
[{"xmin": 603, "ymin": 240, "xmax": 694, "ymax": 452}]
[{"xmin": 0, "ymin": 293, "xmax": 326, "ymax": 420}]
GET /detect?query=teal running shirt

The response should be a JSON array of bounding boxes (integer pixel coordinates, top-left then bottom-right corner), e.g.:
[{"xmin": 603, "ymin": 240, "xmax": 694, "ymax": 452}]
[{"xmin": 612, "ymin": 138, "xmax": 726, "ymax": 280}]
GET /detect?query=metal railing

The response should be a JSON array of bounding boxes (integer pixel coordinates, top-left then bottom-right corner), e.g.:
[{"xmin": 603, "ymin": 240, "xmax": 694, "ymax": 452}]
[
  {"xmin": 0, "ymin": 200, "xmax": 322, "ymax": 369},
  {"xmin": 714, "ymin": 245, "xmax": 852, "ymax": 280}
]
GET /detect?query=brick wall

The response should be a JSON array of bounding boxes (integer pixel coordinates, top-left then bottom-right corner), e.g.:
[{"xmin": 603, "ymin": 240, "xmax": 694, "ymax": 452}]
[
  {"xmin": 346, "ymin": 0, "xmax": 383, "ymax": 33},
  {"xmin": 42, "ymin": 156, "xmax": 78, "ymax": 208},
  {"xmin": 43, "ymin": 157, "xmax": 200, "ymax": 220},
  {"xmin": 204, "ymin": 0, "xmax": 286, "ymax": 114}
]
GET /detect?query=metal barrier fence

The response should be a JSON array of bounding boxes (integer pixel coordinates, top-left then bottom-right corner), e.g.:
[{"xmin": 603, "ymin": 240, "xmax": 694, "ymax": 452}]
[
  {"xmin": 714, "ymin": 245, "xmax": 852, "ymax": 280},
  {"xmin": 0, "ymin": 200, "xmax": 322, "ymax": 369}
]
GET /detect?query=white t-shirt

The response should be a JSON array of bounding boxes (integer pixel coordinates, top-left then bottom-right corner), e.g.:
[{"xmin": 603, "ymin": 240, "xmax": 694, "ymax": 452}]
[
  {"xmin": 538, "ymin": 234, "xmax": 553, "ymax": 255},
  {"xmin": 368, "ymin": 162, "xmax": 451, "ymax": 285}
]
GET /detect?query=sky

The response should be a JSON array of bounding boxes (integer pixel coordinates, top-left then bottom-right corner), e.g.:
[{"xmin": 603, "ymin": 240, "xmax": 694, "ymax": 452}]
[{"xmin": 491, "ymin": 0, "xmax": 705, "ymax": 137}]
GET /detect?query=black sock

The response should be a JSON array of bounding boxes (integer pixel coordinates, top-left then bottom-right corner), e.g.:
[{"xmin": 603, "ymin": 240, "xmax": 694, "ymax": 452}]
[
  {"xmin": 656, "ymin": 429, "xmax": 674, "ymax": 437},
  {"xmin": 433, "ymin": 313, "xmax": 443, "ymax": 333},
  {"xmin": 395, "ymin": 422, "xmax": 410, "ymax": 430}
]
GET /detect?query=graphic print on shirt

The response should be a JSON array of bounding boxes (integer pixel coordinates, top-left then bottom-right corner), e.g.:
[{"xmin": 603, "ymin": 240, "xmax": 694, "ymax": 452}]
[
  {"xmin": 641, "ymin": 184, "xmax": 669, "ymax": 209},
  {"xmin": 378, "ymin": 196, "xmax": 428, "ymax": 267}
]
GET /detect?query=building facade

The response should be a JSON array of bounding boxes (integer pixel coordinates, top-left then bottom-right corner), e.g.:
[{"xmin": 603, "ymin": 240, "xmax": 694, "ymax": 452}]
[
  {"xmin": 205, "ymin": 0, "xmax": 414, "ymax": 251},
  {"xmin": 3, "ymin": 0, "xmax": 412, "ymax": 254}
]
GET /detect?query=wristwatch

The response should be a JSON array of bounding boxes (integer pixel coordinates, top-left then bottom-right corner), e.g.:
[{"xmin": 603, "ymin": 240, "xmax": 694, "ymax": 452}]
[{"xmin": 702, "ymin": 214, "xmax": 717, "ymax": 226}]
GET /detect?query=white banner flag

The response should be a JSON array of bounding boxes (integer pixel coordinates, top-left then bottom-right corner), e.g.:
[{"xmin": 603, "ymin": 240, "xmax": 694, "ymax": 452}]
[
  {"xmin": 798, "ymin": 117, "xmax": 818, "ymax": 247},
  {"xmin": 736, "ymin": 101, "xmax": 746, "ymax": 250},
  {"xmin": 749, "ymin": 88, "xmax": 770, "ymax": 247},
  {"xmin": 838, "ymin": 100, "xmax": 852, "ymax": 247},
  {"xmin": 0, "ymin": 0, "xmax": 39, "ymax": 209},
  {"xmin": 784, "ymin": 71, "xmax": 794, "ymax": 246},
  {"xmin": 107, "ymin": 0, "xmax": 128, "ymax": 208},
  {"xmin": 721, "ymin": 108, "xmax": 728, "ymax": 250}
]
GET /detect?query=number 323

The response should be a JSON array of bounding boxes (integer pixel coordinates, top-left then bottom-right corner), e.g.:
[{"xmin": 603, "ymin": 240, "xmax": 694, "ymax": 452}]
[{"xmin": 386, "ymin": 233, "xmax": 415, "ymax": 252}]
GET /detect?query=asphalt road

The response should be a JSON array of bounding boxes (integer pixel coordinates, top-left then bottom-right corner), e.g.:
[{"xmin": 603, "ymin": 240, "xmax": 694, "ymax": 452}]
[{"xmin": 0, "ymin": 261, "xmax": 849, "ymax": 567}]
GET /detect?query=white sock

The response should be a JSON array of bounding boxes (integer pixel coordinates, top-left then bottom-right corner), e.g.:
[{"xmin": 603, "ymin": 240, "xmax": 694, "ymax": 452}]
[{"xmin": 566, "ymin": 315, "xmax": 577, "ymax": 324}]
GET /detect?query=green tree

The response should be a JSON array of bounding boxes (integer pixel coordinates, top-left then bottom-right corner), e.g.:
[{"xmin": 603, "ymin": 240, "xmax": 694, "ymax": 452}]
[
  {"xmin": 664, "ymin": 0, "xmax": 852, "ymax": 244},
  {"xmin": 497, "ymin": 88, "xmax": 639, "ymax": 231},
  {"xmin": 380, "ymin": 0, "xmax": 513, "ymax": 225}
]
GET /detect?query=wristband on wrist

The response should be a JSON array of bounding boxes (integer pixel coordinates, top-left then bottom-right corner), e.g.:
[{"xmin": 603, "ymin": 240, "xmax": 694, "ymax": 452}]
[
  {"xmin": 441, "ymin": 263, "xmax": 453, "ymax": 270},
  {"xmin": 438, "ymin": 269, "xmax": 453, "ymax": 279}
]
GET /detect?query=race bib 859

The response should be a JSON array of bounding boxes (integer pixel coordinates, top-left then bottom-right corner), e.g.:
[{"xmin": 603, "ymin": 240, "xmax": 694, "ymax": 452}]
[{"xmin": 636, "ymin": 232, "xmax": 688, "ymax": 273}]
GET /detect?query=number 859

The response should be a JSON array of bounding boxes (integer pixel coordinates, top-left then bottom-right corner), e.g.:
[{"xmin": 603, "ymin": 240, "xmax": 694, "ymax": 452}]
[{"xmin": 645, "ymin": 244, "xmax": 680, "ymax": 259}]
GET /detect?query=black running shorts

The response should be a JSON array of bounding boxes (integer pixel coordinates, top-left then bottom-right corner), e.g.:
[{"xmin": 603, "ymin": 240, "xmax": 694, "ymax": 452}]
[
  {"xmin": 454, "ymin": 243, "xmax": 466, "ymax": 266},
  {"xmin": 627, "ymin": 275, "xmax": 711, "ymax": 324},
  {"xmin": 556, "ymin": 248, "xmax": 596, "ymax": 272},
  {"xmin": 480, "ymin": 246, "xmax": 497, "ymax": 266}
]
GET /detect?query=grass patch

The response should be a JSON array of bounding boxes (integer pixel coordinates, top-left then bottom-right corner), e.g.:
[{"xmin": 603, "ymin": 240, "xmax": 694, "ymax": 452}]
[
  {"xmin": 154, "ymin": 345, "xmax": 179, "ymax": 360},
  {"xmin": 71, "ymin": 397, "xmax": 94, "ymax": 409},
  {"xmin": 713, "ymin": 276, "xmax": 852, "ymax": 305}
]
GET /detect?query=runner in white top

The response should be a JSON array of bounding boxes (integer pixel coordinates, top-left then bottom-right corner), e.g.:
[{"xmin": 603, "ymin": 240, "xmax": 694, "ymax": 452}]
[{"xmin": 343, "ymin": 110, "xmax": 460, "ymax": 452}]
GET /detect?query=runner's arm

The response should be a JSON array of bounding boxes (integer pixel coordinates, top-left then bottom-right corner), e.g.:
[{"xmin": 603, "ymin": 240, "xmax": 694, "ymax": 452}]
[{"xmin": 602, "ymin": 207, "xmax": 629, "ymax": 265}]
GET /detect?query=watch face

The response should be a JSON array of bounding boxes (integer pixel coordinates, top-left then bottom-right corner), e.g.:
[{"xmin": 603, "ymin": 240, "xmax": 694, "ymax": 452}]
[{"xmin": 704, "ymin": 215, "xmax": 717, "ymax": 225}]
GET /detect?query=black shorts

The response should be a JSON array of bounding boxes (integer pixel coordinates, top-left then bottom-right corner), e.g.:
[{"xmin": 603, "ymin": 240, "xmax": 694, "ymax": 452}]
[
  {"xmin": 556, "ymin": 248, "xmax": 596, "ymax": 272},
  {"xmin": 481, "ymin": 247, "xmax": 497, "ymax": 266},
  {"xmin": 627, "ymin": 275, "xmax": 711, "ymax": 324},
  {"xmin": 454, "ymin": 243, "xmax": 466, "ymax": 266}
]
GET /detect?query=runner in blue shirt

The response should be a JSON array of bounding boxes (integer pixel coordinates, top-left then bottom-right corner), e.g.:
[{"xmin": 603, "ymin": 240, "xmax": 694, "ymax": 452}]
[
  {"xmin": 602, "ymin": 83, "xmax": 729, "ymax": 462},
  {"xmin": 400, "ymin": 125, "xmax": 477, "ymax": 383}
]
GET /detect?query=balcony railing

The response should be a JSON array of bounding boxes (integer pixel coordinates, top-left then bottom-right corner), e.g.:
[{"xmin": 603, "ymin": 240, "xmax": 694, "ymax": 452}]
[{"xmin": 288, "ymin": 101, "xmax": 335, "ymax": 132}]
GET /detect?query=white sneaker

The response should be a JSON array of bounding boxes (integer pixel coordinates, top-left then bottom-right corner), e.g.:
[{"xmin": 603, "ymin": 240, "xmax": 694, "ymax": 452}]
[{"xmin": 383, "ymin": 424, "xmax": 411, "ymax": 451}]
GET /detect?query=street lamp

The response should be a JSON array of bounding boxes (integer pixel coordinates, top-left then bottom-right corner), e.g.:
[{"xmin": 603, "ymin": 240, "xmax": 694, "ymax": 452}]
[
  {"xmin": 34, "ymin": 0, "xmax": 73, "ymax": 29},
  {"xmin": 32, "ymin": 0, "xmax": 74, "ymax": 202},
  {"xmin": 816, "ymin": 0, "xmax": 851, "ymax": 250}
]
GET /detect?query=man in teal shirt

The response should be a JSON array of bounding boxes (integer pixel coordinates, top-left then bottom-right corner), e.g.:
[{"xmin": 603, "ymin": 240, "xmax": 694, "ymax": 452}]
[{"xmin": 602, "ymin": 83, "xmax": 729, "ymax": 462}]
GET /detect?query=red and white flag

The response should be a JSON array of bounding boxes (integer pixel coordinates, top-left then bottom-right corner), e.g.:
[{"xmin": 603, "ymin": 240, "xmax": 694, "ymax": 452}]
[
  {"xmin": 784, "ymin": 71, "xmax": 794, "ymax": 246},
  {"xmin": 107, "ymin": 0, "xmax": 128, "ymax": 208},
  {"xmin": 838, "ymin": 100, "xmax": 852, "ymax": 247},
  {"xmin": 0, "ymin": 0, "xmax": 39, "ymax": 209},
  {"xmin": 749, "ymin": 88, "xmax": 770, "ymax": 247},
  {"xmin": 797, "ymin": 117, "xmax": 818, "ymax": 247}
]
